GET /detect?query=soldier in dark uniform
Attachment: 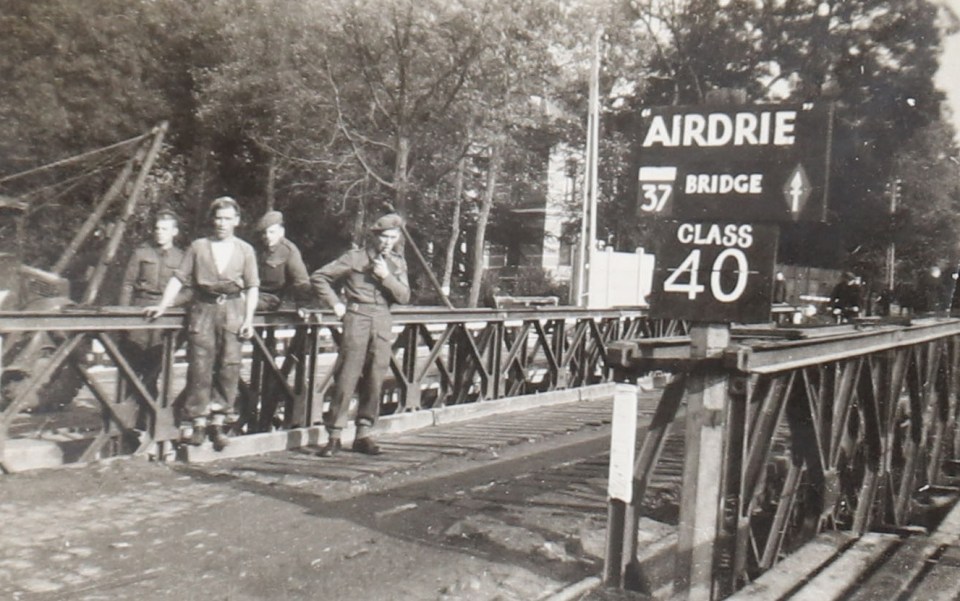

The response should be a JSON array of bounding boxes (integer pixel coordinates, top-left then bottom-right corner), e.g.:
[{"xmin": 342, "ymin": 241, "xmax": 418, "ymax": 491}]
[
  {"xmin": 252, "ymin": 210, "xmax": 311, "ymax": 430},
  {"xmin": 830, "ymin": 271, "xmax": 862, "ymax": 323},
  {"xmin": 310, "ymin": 213, "xmax": 410, "ymax": 457},
  {"xmin": 119, "ymin": 209, "xmax": 191, "ymax": 401},
  {"xmin": 255, "ymin": 210, "xmax": 310, "ymax": 311},
  {"xmin": 145, "ymin": 197, "xmax": 259, "ymax": 451},
  {"xmin": 913, "ymin": 265, "xmax": 952, "ymax": 315}
]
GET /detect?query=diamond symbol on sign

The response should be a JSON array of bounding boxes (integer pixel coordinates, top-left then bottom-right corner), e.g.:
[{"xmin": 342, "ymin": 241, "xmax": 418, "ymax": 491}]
[{"xmin": 783, "ymin": 164, "xmax": 812, "ymax": 218}]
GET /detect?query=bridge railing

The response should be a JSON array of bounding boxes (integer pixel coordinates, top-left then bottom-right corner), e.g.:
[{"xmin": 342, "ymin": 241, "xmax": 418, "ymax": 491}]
[
  {"xmin": 0, "ymin": 306, "xmax": 682, "ymax": 471},
  {"xmin": 606, "ymin": 318, "xmax": 960, "ymax": 599}
]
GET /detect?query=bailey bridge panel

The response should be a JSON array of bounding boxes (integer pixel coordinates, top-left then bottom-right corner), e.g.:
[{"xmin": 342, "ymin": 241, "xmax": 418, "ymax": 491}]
[
  {"xmin": 607, "ymin": 318, "xmax": 960, "ymax": 598},
  {"xmin": 0, "ymin": 306, "xmax": 681, "ymax": 471}
]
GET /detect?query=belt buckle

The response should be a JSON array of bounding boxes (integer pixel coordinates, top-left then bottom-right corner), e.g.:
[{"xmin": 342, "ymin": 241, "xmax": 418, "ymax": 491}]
[{"xmin": 216, "ymin": 294, "xmax": 227, "ymax": 305}]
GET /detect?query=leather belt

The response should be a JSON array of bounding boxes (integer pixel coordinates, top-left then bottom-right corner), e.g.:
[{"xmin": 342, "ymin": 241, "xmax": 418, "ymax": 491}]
[
  {"xmin": 196, "ymin": 290, "xmax": 243, "ymax": 304},
  {"xmin": 348, "ymin": 301, "xmax": 390, "ymax": 312}
]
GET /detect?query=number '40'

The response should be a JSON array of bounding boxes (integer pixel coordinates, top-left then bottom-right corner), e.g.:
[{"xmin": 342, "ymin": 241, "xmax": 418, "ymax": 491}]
[{"xmin": 663, "ymin": 248, "xmax": 750, "ymax": 302}]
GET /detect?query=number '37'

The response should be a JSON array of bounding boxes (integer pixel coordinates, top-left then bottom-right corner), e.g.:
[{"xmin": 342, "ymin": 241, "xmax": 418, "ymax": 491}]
[{"xmin": 640, "ymin": 183, "xmax": 672, "ymax": 212}]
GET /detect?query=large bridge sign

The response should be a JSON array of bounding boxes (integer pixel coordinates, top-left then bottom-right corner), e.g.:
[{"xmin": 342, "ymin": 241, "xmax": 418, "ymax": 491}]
[
  {"xmin": 635, "ymin": 103, "xmax": 833, "ymax": 222},
  {"xmin": 649, "ymin": 221, "xmax": 778, "ymax": 323}
]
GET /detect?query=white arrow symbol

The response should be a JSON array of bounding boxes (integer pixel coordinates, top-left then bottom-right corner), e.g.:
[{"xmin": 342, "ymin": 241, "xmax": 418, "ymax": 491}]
[{"xmin": 788, "ymin": 170, "xmax": 804, "ymax": 213}]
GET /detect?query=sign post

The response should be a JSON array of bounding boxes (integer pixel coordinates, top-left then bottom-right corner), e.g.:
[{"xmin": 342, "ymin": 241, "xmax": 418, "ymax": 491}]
[{"xmin": 625, "ymin": 101, "xmax": 833, "ymax": 599}]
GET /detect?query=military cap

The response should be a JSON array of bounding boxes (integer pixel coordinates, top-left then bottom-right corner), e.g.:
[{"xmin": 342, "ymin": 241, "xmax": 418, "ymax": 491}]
[
  {"xmin": 370, "ymin": 213, "xmax": 404, "ymax": 232},
  {"xmin": 257, "ymin": 210, "xmax": 284, "ymax": 231},
  {"xmin": 155, "ymin": 208, "xmax": 180, "ymax": 225}
]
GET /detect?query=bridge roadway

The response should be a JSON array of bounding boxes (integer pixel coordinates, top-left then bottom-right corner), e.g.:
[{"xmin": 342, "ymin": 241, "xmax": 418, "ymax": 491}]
[
  {"xmin": 0, "ymin": 384, "xmax": 684, "ymax": 601},
  {"xmin": 6, "ymin": 334, "xmax": 960, "ymax": 600},
  {"xmin": 3, "ymin": 386, "xmax": 960, "ymax": 600}
]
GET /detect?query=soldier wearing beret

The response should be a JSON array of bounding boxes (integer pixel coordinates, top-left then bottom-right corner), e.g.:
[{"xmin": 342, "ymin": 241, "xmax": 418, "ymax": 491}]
[
  {"xmin": 254, "ymin": 210, "xmax": 311, "ymax": 311},
  {"xmin": 310, "ymin": 213, "xmax": 409, "ymax": 457},
  {"xmin": 145, "ymin": 197, "xmax": 259, "ymax": 451}
]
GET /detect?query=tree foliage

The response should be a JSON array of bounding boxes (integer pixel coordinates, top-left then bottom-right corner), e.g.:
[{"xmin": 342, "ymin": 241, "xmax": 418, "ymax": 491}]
[{"xmin": 1, "ymin": 0, "xmax": 958, "ymax": 304}]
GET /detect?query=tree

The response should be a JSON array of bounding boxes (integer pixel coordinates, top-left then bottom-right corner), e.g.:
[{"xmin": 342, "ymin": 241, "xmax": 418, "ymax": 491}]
[{"xmin": 617, "ymin": 0, "xmax": 956, "ymax": 278}]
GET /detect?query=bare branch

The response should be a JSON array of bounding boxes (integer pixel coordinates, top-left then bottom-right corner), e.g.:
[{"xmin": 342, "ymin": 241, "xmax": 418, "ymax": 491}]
[{"xmin": 324, "ymin": 62, "xmax": 396, "ymax": 190}]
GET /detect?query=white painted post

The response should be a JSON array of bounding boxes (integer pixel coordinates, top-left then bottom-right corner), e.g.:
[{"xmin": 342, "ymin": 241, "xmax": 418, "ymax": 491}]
[{"xmin": 604, "ymin": 382, "xmax": 639, "ymax": 586}]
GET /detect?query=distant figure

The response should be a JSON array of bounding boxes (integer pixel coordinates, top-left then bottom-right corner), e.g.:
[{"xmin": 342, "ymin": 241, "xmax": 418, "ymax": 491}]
[
  {"xmin": 254, "ymin": 210, "xmax": 310, "ymax": 311},
  {"xmin": 145, "ymin": 197, "xmax": 259, "ymax": 451},
  {"xmin": 913, "ymin": 265, "xmax": 951, "ymax": 315},
  {"xmin": 876, "ymin": 288, "xmax": 894, "ymax": 317},
  {"xmin": 772, "ymin": 271, "xmax": 787, "ymax": 304},
  {"xmin": 830, "ymin": 271, "xmax": 862, "ymax": 322},
  {"xmin": 310, "ymin": 213, "xmax": 410, "ymax": 458}
]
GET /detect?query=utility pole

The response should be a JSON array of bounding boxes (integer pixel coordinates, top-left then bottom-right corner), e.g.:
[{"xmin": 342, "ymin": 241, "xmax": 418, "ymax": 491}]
[
  {"xmin": 575, "ymin": 26, "xmax": 602, "ymax": 308},
  {"xmin": 886, "ymin": 178, "xmax": 900, "ymax": 291}
]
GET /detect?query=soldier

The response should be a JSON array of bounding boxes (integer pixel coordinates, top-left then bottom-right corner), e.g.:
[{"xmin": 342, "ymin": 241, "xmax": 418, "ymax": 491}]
[
  {"xmin": 830, "ymin": 271, "xmax": 863, "ymax": 322},
  {"xmin": 310, "ymin": 213, "xmax": 409, "ymax": 457},
  {"xmin": 145, "ymin": 196, "xmax": 259, "ymax": 451},
  {"xmin": 255, "ymin": 210, "xmax": 310, "ymax": 311},
  {"xmin": 119, "ymin": 209, "xmax": 191, "ymax": 401},
  {"xmin": 253, "ymin": 210, "xmax": 311, "ymax": 430},
  {"xmin": 913, "ymin": 265, "xmax": 952, "ymax": 315}
]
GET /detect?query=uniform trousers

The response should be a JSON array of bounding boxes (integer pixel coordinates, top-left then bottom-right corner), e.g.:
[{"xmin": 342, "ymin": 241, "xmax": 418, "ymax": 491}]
[
  {"xmin": 182, "ymin": 296, "xmax": 244, "ymax": 421},
  {"xmin": 326, "ymin": 304, "xmax": 394, "ymax": 437}
]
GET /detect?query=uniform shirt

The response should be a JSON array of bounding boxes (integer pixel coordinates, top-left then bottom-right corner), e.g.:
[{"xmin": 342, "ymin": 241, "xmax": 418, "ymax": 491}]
[
  {"xmin": 174, "ymin": 237, "xmax": 259, "ymax": 295},
  {"xmin": 311, "ymin": 247, "xmax": 409, "ymax": 308},
  {"xmin": 119, "ymin": 244, "xmax": 184, "ymax": 305},
  {"xmin": 258, "ymin": 238, "xmax": 310, "ymax": 297}
]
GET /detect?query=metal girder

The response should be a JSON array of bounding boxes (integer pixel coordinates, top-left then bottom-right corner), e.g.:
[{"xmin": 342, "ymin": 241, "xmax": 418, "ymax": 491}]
[
  {"xmin": 0, "ymin": 307, "xmax": 647, "ymax": 333},
  {"xmin": 728, "ymin": 319, "xmax": 960, "ymax": 374},
  {"xmin": 610, "ymin": 317, "xmax": 960, "ymax": 598}
]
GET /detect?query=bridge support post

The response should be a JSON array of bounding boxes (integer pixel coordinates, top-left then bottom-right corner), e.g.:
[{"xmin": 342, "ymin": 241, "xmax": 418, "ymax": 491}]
[{"xmin": 676, "ymin": 324, "xmax": 730, "ymax": 601}]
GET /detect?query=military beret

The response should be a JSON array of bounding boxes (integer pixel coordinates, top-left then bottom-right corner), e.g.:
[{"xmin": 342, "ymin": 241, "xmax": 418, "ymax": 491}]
[
  {"xmin": 257, "ymin": 210, "xmax": 284, "ymax": 231},
  {"xmin": 370, "ymin": 213, "xmax": 404, "ymax": 232}
]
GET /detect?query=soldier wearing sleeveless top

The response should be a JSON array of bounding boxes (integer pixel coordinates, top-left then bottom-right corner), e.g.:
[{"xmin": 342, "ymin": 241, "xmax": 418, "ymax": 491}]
[{"xmin": 145, "ymin": 197, "xmax": 259, "ymax": 450}]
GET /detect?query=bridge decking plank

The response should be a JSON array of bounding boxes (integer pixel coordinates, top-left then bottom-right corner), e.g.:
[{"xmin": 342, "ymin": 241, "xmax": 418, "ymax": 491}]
[
  {"xmin": 726, "ymin": 531, "xmax": 852, "ymax": 601},
  {"xmin": 845, "ymin": 537, "xmax": 937, "ymax": 601},
  {"xmin": 789, "ymin": 532, "xmax": 899, "ymax": 601},
  {"xmin": 905, "ymin": 546, "xmax": 960, "ymax": 601}
]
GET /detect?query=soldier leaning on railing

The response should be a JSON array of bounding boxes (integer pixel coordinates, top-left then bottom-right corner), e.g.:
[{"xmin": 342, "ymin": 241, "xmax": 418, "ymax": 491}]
[
  {"xmin": 144, "ymin": 196, "xmax": 259, "ymax": 452},
  {"xmin": 118, "ymin": 209, "xmax": 192, "ymax": 421}
]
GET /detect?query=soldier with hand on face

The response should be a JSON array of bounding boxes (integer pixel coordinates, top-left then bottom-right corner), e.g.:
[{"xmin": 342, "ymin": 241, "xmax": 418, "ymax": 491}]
[
  {"xmin": 310, "ymin": 213, "xmax": 409, "ymax": 458},
  {"xmin": 255, "ymin": 210, "xmax": 310, "ymax": 311}
]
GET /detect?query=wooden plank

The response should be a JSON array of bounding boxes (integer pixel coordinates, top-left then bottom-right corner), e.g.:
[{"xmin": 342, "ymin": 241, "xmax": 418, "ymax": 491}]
[
  {"xmin": 930, "ymin": 497, "xmax": 960, "ymax": 544},
  {"xmin": 789, "ymin": 533, "xmax": 899, "ymax": 601},
  {"xmin": 727, "ymin": 531, "xmax": 851, "ymax": 601},
  {"xmin": 905, "ymin": 546, "xmax": 960, "ymax": 601},
  {"xmin": 846, "ymin": 537, "xmax": 938, "ymax": 601}
]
